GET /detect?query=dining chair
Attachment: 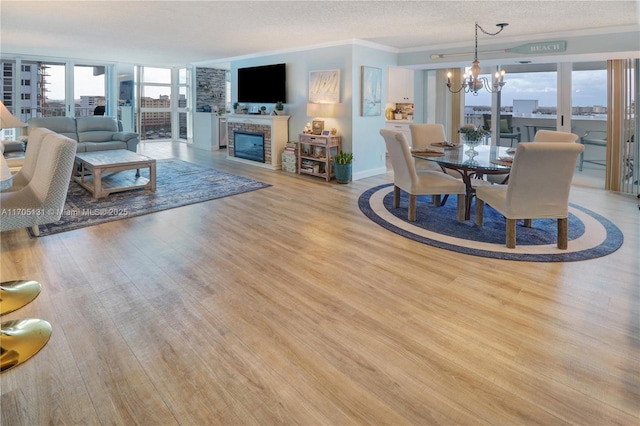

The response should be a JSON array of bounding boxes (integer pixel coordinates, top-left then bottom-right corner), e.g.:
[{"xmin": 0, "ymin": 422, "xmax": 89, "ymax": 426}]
[
  {"xmin": 533, "ymin": 129, "xmax": 579, "ymax": 143},
  {"xmin": 1, "ymin": 127, "xmax": 56, "ymax": 193},
  {"xmin": 380, "ymin": 129, "xmax": 466, "ymax": 221},
  {"xmin": 409, "ymin": 123, "xmax": 465, "ymax": 181},
  {"xmin": 1, "ymin": 132, "xmax": 77, "ymax": 236},
  {"xmin": 486, "ymin": 129, "xmax": 580, "ymax": 185},
  {"xmin": 409, "ymin": 123, "xmax": 447, "ymax": 170},
  {"xmin": 475, "ymin": 142, "xmax": 584, "ymax": 249}
]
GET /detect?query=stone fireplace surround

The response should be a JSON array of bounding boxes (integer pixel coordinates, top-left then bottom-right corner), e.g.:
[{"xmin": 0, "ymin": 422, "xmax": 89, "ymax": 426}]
[{"xmin": 226, "ymin": 115, "xmax": 290, "ymax": 170}]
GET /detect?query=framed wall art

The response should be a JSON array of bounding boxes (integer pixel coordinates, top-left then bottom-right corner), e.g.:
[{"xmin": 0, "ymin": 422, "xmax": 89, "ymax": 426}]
[
  {"xmin": 360, "ymin": 66, "xmax": 382, "ymax": 116},
  {"xmin": 309, "ymin": 69, "xmax": 340, "ymax": 104}
]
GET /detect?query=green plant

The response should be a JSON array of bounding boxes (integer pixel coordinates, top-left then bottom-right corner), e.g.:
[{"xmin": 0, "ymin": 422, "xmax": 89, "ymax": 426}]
[
  {"xmin": 275, "ymin": 101, "xmax": 284, "ymax": 111},
  {"xmin": 458, "ymin": 124, "xmax": 489, "ymax": 141},
  {"xmin": 260, "ymin": 106, "xmax": 266, "ymax": 112},
  {"xmin": 233, "ymin": 102, "xmax": 239, "ymax": 110},
  {"xmin": 334, "ymin": 150, "xmax": 353, "ymax": 165}
]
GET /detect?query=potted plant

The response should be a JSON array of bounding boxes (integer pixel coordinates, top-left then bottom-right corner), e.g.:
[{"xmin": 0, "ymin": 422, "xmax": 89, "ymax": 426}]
[
  {"xmin": 333, "ymin": 150, "xmax": 353, "ymax": 183},
  {"xmin": 260, "ymin": 106, "xmax": 267, "ymax": 115},
  {"xmin": 275, "ymin": 101, "xmax": 284, "ymax": 115},
  {"xmin": 233, "ymin": 102, "xmax": 239, "ymax": 113}
]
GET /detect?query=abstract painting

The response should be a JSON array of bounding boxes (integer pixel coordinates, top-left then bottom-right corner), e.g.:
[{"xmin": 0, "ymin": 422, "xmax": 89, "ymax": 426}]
[{"xmin": 309, "ymin": 69, "xmax": 340, "ymax": 103}]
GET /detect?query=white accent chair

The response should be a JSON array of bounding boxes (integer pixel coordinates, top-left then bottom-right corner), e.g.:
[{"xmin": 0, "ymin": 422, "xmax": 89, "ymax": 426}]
[
  {"xmin": 475, "ymin": 142, "xmax": 584, "ymax": 249},
  {"xmin": 380, "ymin": 129, "xmax": 467, "ymax": 222},
  {"xmin": 533, "ymin": 129, "xmax": 579, "ymax": 143},
  {"xmin": 1, "ymin": 127, "xmax": 56, "ymax": 193},
  {"xmin": 1, "ymin": 132, "xmax": 77, "ymax": 236}
]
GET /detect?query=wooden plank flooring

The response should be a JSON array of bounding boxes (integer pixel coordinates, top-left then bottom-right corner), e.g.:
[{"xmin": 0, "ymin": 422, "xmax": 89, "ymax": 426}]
[{"xmin": 1, "ymin": 142, "xmax": 638, "ymax": 425}]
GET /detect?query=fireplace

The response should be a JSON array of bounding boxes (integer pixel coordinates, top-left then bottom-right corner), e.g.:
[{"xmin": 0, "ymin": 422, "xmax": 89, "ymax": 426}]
[{"xmin": 234, "ymin": 131, "xmax": 265, "ymax": 163}]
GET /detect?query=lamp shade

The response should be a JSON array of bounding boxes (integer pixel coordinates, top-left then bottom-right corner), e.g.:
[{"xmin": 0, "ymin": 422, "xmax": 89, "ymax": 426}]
[
  {"xmin": 306, "ymin": 103, "xmax": 335, "ymax": 118},
  {"xmin": 0, "ymin": 101, "xmax": 27, "ymax": 129}
]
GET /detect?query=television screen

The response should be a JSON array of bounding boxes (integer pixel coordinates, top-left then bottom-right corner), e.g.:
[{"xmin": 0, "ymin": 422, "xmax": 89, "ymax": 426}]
[{"xmin": 237, "ymin": 63, "xmax": 287, "ymax": 103}]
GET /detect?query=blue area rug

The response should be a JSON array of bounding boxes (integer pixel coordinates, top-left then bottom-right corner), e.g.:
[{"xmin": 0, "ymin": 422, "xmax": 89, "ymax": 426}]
[
  {"xmin": 359, "ymin": 183, "xmax": 623, "ymax": 262},
  {"xmin": 31, "ymin": 159, "xmax": 270, "ymax": 237}
]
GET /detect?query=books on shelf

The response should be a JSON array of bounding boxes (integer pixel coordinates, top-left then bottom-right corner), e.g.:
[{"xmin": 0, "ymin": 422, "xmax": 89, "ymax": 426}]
[{"xmin": 284, "ymin": 142, "xmax": 297, "ymax": 154}]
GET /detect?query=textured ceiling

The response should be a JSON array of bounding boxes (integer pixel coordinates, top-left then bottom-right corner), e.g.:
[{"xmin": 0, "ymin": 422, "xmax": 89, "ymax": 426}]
[{"xmin": 1, "ymin": 1, "xmax": 638, "ymax": 66}]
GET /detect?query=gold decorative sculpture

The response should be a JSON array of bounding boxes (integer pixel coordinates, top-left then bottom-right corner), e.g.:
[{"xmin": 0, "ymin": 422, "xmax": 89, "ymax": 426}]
[
  {"xmin": 1, "ymin": 280, "xmax": 42, "ymax": 315},
  {"xmin": 1, "ymin": 318, "xmax": 52, "ymax": 372}
]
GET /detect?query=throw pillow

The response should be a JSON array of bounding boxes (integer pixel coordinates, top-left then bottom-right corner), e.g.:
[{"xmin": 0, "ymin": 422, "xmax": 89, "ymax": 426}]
[{"xmin": 500, "ymin": 118, "xmax": 510, "ymax": 133}]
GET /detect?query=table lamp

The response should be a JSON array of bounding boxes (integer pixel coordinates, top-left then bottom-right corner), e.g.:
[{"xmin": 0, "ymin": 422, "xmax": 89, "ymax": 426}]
[{"xmin": 307, "ymin": 103, "xmax": 335, "ymax": 135}]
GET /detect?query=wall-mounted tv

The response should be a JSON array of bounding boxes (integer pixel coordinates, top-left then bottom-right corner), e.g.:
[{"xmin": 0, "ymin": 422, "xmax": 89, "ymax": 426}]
[{"xmin": 237, "ymin": 63, "xmax": 287, "ymax": 104}]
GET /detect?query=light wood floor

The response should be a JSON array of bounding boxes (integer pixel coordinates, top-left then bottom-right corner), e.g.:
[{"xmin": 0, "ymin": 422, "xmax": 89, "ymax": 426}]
[{"xmin": 1, "ymin": 142, "xmax": 638, "ymax": 425}]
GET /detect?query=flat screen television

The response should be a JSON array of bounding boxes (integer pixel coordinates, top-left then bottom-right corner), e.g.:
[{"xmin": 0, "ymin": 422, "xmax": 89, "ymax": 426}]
[{"xmin": 237, "ymin": 63, "xmax": 287, "ymax": 103}]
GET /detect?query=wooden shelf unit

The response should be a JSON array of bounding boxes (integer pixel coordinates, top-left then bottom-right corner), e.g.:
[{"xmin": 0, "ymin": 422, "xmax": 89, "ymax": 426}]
[{"xmin": 297, "ymin": 133, "xmax": 341, "ymax": 181}]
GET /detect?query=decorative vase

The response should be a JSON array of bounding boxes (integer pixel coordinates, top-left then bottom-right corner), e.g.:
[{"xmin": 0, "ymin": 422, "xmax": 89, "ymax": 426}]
[
  {"xmin": 334, "ymin": 162, "xmax": 352, "ymax": 184},
  {"xmin": 461, "ymin": 134, "xmax": 482, "ymax": 156}
]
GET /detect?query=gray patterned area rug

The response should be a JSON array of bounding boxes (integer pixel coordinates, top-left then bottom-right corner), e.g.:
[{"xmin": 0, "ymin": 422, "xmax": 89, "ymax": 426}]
[{"xmin": 30, "ymin": 159, "xmax": 270, "ymax": 237}]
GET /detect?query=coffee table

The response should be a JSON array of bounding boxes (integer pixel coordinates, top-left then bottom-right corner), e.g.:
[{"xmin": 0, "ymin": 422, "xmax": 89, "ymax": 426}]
[{"xmin": 73, "ymin": 149, "xmax": 156, "ymax": 199}]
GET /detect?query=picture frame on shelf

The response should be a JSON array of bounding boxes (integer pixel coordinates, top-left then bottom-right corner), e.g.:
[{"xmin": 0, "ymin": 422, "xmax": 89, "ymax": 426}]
[
  {"xmin": 312, "ymin": 120, "xmax": 324, "ymax": 135},
  {"xmin": 321, "ymin": 130, "xmax": 330, "ymax": 136}
]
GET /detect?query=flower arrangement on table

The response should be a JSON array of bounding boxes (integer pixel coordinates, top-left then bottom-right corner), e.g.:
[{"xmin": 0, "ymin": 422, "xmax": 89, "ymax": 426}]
[
  {"xmin": 458, "ymin": 123, "xmax": 489, "ymax": 157},
  {"xmin": 458, "ymin": 123, "xmax": 489, "ymax": 142}
]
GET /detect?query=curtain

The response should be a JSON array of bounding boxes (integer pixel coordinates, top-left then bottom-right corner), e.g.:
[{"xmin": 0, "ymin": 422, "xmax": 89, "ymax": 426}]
[{"xmin": 606, "ymin": 59, "xmax": 638, "ymax": 194}]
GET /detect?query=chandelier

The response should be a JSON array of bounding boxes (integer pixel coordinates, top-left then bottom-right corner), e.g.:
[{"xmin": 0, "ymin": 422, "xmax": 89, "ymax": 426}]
[{"xmin": 446, "ymin": 22, "xmax": 508, "ymax": 95}]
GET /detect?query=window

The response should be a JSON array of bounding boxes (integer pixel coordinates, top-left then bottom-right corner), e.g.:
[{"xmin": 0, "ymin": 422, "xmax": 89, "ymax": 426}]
[
  {"xmin": 139, "ymin": 66, "xmax": 172, "ymax": 140},
  {"xmin": 74, "ymin": 64, "xmax": 106, "ymax": 116}
]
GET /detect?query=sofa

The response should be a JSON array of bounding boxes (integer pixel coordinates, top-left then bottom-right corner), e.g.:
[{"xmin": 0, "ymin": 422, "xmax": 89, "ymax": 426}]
[{"xmin": 27, "ymin": 116, "xmax": 139, "ymax": 153}]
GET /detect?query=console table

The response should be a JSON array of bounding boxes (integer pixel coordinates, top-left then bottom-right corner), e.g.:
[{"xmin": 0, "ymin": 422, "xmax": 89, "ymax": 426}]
[{"xmin": 297, "ymin": 133, "xmax": 341, "ymax": 181}]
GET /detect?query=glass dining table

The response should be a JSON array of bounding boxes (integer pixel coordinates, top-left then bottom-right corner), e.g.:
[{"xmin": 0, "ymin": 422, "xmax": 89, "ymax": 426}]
[{"xmin": 412, "ymin": 144, "xmax": 513, "ymax": 220}]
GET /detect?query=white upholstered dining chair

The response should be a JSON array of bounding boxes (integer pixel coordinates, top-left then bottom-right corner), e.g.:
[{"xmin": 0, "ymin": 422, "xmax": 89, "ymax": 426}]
[
  {"xmin": 486, "ymin": 129, "xmax": 580, "ymax": 185},
  {"xmin": 380, "ymin": 129, "xmax": 466, "ymax": 221},
  {"xmin": 1, "ymin": 132, "xmax": 77, "ymax": 236},
  {"xmin": 475, "ymin": 142, "xmax": 584, "ymax": 249},
  {"xmin": 409, "ymin": 123, "xmax": 447, "ymax": 172},
  {"xmin": 533, "ymin": 129, "xmax": 579, "ymax": 143}
]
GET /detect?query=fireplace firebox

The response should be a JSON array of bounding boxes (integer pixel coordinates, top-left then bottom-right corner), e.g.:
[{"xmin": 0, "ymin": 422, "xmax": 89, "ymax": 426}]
[{"xmin": 234, "ymin": 131, "xmax": 265, "ymax": 163}]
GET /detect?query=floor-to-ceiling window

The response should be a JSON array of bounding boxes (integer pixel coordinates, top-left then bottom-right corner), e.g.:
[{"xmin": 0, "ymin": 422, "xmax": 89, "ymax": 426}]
[
  {"xmin": 0, "ymin": 57, "xmax": 113, "ymax": 121},
  {"xmin": 177, "ymin": 67, "xmax": 189, "ymax": 141},
  {"xmin": 571, "ymin": 62, "xmax": 607, "ymax": 174},
  {"xmin": 138, "ymin": 66, "xmax": 172, "ymax": 141},
  {"xmin": 466, "ymin": 64, "xmax": 559, "ymax": 144}
]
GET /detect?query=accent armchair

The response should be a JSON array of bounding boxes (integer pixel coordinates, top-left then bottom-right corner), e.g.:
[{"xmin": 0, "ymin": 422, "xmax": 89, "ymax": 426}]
[
  {"xmin": 1, "ymin": 127, "xmax": 56, "ymax": 193},
  {"xmin": 483, "ymin": 114, "xmax": 521, "ymax": 147},
  {"xmin": 475, "ymin": 142, "xmax": 584, "ymax": 249},
  {"xmin": 380, "ymin": 129, "xmax": 466, "ymax": 222},
  {"xmin": 1, "ymin": 133, "xmax": 77, "ymax": 236},
  {"xmin": 579, "ymin": 130, "xmax": 607, "ymax": 171}
]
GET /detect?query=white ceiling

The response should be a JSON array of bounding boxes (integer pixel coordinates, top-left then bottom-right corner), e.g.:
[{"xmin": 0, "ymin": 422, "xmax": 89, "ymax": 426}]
[{"xmin": 1, "ymin": 1, "xmax": 639, "ymax": 67}]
